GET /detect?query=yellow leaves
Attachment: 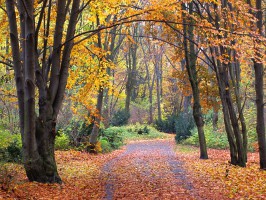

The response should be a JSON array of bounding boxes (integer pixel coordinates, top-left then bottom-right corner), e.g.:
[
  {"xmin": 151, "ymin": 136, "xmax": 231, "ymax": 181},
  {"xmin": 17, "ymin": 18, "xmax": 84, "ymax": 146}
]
[
  {"xmin": 68, "ymin": 41, "xmax": 119, "ymax": 123},
  {"xmin": 126, "ymin": 35, "xmax": 136, "ymax": 44},
  {"xmin": 0, "ymin": 149, "xmax": 125, "ymax": 199},
  {"xmin": 176, "ymin": 145, "xmax": 266, "ymax": 199}
]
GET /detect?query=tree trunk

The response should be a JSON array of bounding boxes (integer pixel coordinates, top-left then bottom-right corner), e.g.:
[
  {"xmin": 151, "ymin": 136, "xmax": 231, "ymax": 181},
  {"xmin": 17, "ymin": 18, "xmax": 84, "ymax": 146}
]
[
  {"xmin": 125, "ymin": 35, "xmax": 138, "ymax": 116},
  {"xmin": 253, "ymin": 0, "xmax": 266, "ymax": 169},
  {"xmin": 212, "ymin": 110, "xmax": 218, "ymax": 130},
  {"xmin": 102, "ymin": 89, "xmax": 110, "ymax": 128},
  {"xmin": 6, "ymin": 0, "xmax": 24, "ymax": 136},
  {"xmin": 6, "ymin": 0, "xmax": 80, "ymax": 183},
  {"xmin": 25, "ymin": 119, "xmax": 61, "ymax": 183},
  {"xmin": 208, "ymin": 2, "xmax": 246, "ymax": 167},
  {"xmin": 183, "ymin": 95, "xmax": 192, "ymax": 113},
  {"xmin": 212, "ymin": 46, "xmax": 246, "ymax": 167},
  {"xmin": 229, "ymin": 54, "xmax": 247, "ymax": 162},
  {"xmin": 89, "ymin": 14, "xmax": 104, "ymax": 146},
  {"xmin": 254, "ymin": 61, "xmax": 266, "ymax": 168},
  {"xmin": 155, "ymin": 62, "xmax": 162, "ymax": 122},
  {"xmin": 141, "ymin": 40, "xmax": 155, "ymax": 124},
  {"xmin": 90, "ymin": 88, "xmax": 104, "ymax": 145},
  {"xmin": 183, "ymin": 2, "xmax": 208, "ymax": 159}
]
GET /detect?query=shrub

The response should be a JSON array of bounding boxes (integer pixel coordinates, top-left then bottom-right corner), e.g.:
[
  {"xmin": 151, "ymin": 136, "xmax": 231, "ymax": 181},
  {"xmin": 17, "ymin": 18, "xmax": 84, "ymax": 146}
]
[
  {"xmin": 110, "ymin": 109, "xmax": 130, "ymax": 126},
  {"xmin": 101, "ymin": 127, "xmax": 124, "ymax": 149},
  {"xmin": 175, "ymin": 111, "xmax": 195, "ymax": 142},
  {"xmin": 81, "ymin": 124, "xmax": 169, "ymax": 153},
  {"xmin": 155, "ymin": 114, "xmax": 178, "ymax": 133},
  {"xmin": 112, "ymin": 124, "xmax": 168, "ymax": 141},
  {"xmin": 59, "ymin": 118, "xmax": 92, "ymax": 147},
  {"xmin": 55, "ymin": 131, "xmax": 70, "ymax": 150},
  {"xmin": 183, "ymin": 124, "xmax": 229, "ymax": 149},
  {"xmin": 0, "ymin": 130, "xmax": 22, "ymax": 162},
  {"xmin": 99, "ymin": 139, "xmax": 112, "ymax": 153},
  {"xmin": 134, "ymin": 125, "xmax": 150, "ymax": 135},
  {"xmin": 6, "ymin": 139, "xmax": 22, "ymax": 162}
]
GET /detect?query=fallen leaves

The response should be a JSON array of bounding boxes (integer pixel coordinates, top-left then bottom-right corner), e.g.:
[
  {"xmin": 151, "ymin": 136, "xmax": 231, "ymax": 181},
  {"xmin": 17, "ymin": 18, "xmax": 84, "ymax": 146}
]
[
  {"xmin": 0, "ymin": 148, "xmax": 124, "ymax": 200},
  {"xmin": 101, "ymin": 139, "xmax": 194, "ymax": 199},
  {"xmin": 1, "ymin": 139, "xmax": 265, "ymax": 199},
  {"xmin": 176, "ymin": 145, "xmax": 266, "ymax": 199}
]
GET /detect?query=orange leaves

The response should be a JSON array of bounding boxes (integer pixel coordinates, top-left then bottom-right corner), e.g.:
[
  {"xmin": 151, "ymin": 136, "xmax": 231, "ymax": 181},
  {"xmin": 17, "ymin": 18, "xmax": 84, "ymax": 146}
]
[
  {"xmin": 0, "ymin": 149, "xmax": 124, "ymax": 199},
  {"xmin": 176, "ymin": 145, "xmax": 266, "ymax": 199},
  {"xmin": 2, "ymin": 139, "xmax": 265, "ymax": 199},
  {"xmin": 101, "ymin": 139, "xmax": 193, "ymax": 199}
]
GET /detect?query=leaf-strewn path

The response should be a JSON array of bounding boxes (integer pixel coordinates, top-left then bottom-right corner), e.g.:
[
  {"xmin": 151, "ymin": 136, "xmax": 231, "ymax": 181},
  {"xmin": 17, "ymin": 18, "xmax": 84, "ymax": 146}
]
[
  {"xmin": 2, "ymin": 138, "xmax": 266, "ymax": 199},
  {"xmin": 101, "ymin": 140, "xmax": 195, "ymax": 199}
]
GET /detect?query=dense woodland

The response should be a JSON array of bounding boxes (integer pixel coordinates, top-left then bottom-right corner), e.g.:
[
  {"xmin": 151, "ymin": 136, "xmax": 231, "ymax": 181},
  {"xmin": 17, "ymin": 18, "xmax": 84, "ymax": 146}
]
[{"xmin": 0, "ymin": 0, "xmax": 265, "ymax": 195}]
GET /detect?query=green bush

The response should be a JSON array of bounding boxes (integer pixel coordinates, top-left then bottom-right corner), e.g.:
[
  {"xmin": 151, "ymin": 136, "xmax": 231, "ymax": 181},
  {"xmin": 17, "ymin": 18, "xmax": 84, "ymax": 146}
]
[
  {"xmin": 155, "ymin": 114, "xmax": 178, "ymax": 133},
  {"xmin": 179, "ymin": 105, "xmax": 261, "ymax": 152},
  {"xmin": 109, "ymin": 124, "xmax": 168, "ymax": 141},
  {"xmin": 134, "ymin": 125, "xmax": 150, "ymax": 135},
  {"xmin": 244, "ymin": 105, "xmax": 257, "ymax": 152},
  {"xmin": 99, "ymin": 139, "xmax": 112, "ymax": 153},
  {"xmin": 175, "ymin": 111, "xmax": 195, "ymax": 142},
  {"xmin": 183, "ymin": 124, "xmax": 229, "ymax": 149},
  {"xmin": 101, "ymin": 127, "xmax": 124, "ymax": 149},
  {"xmin": 58, "ymin": 118, "xmax": 93, "ymax": 147},
  {"xmin": 0, "ymin": 130, "xmax": 22, "ymax": 162},
  {"xmin": 110, "ymin": 109, "xmax": 130, "ymax": 126},
  {"xmin": 55, "ymin": 131, "xmax": 70, "ymax": 150},
  {"xmin": 6, "ymin": 139, "xmax": 22, "ymax": 162}
]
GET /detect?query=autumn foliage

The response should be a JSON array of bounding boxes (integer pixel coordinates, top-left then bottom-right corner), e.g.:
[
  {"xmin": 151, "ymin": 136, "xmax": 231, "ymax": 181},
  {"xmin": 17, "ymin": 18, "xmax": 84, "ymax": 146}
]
[{"xmin": 0, "ymin": 0, "xmax": 265, "ymax": 197}]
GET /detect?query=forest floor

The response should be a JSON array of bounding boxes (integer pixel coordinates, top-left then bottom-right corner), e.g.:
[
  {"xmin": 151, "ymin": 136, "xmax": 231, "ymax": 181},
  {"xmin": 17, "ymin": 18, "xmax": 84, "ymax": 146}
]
[{"xmin": 1, "ymin": 136, "xmax": 266, "ymax": 199}]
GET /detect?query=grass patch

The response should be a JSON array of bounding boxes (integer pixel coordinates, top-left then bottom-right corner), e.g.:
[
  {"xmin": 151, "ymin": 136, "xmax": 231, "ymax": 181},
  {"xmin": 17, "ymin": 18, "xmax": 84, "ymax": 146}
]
[
  {"xmin": 175, "ymin": 144, "xmax": 196, "ymax": 153},
  {"xmin": 114, "ymin": 124, "xmax": 172, "ymax": 142},
  {"xmin": 98, "ymin": 124, "xmax": 172, "ymax": 153}
]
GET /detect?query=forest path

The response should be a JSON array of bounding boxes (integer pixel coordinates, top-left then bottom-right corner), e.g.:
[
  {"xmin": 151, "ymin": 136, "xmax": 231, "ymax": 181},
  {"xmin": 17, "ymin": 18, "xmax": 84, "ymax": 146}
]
[{"xmin": 101, "ymin": 139, "xmax": 196, "ymax": 200}]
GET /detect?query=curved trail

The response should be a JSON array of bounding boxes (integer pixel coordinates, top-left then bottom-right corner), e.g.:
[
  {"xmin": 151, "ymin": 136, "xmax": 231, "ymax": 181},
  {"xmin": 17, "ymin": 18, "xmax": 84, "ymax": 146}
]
[{"xmin": 102, "ymin": 140, "xmax": 195, "ymax": 200}]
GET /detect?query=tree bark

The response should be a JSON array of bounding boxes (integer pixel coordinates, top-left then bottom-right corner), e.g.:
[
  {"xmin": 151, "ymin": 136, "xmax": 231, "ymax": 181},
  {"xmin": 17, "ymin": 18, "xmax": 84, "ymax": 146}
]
[
  {"xmin": 125, "ymin": 25, "xmax": 138, "ymax": 116},
  {"xmin": 90, "ymin": 88, "xmax": 104, "ymax": 145},
  {"xmin": 207, "ymin": 2, "xmax": 247, "ymax": 167},
  {"xmin": 253, "ymin": 0, "xmax": 266, "ymax": 169},
  {"xmin": 90, "ymin": 14, "xmax": 105, "ymax": 146},
  {"xmin": 183, "ymin": 3, "xmax": 208, "ymax": 159},
  {"xmin": 6, "ymin": 0, "xmax": 80, "ymax": 183},
  {"xmin": 6, "ymin": 0, "xmax": 24, "ymax": 137},
  {"xmin": 155, "ymin": 56, "xmax": 162, "ymax": 123},
  {"xmin": 140, "ymin": 40, "xmax": 155, "ymax": 124}
]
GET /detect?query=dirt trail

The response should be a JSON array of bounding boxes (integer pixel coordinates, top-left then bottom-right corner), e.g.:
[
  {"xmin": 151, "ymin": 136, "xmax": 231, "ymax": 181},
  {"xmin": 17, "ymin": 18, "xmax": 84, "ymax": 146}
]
[{"xmin": 102, "ymin": 139, "xmax": 196, "ymax": 200}]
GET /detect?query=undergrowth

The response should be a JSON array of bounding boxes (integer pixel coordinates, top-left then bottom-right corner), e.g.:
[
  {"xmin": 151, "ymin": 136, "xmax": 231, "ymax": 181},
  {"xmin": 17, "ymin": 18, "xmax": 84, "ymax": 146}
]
[{"xmin": 98, "ymin": 124, "xmax": 170, "ymax": 153}]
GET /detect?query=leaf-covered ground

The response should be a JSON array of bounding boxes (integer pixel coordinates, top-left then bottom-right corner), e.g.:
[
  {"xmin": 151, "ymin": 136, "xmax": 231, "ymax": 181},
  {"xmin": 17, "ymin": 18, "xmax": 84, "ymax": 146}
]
[
  {"xmin": 1, "ymin": 137, "xmax": 266, "ymax": 199},
  {"xmin": 176, "ymin": 145, "xmax": 266, "ymax": 199},
  {"xmin": 0, "ymin": 149, "xmax": 124, "ymax": 199},
  {"xmin": 101, "ymin": 139, "xmax": 193, "ymax": 199}
]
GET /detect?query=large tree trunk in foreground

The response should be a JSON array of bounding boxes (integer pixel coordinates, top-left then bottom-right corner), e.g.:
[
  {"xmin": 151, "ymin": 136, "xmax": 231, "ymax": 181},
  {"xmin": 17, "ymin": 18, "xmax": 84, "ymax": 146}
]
[
  {"xmin": 254, "ymin": 61, "xmax": 266, "ymax": 169},
  {"xmin": 253, "ymin": 0, "xmax": 266, "ymax": 169},
  {"xmin": 6, "ymin": 0, "xmax": 80, "ymax": 183},
  {"xmin": 26, "ymin": 118, "xmax": 61, "ymax": 182}
]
